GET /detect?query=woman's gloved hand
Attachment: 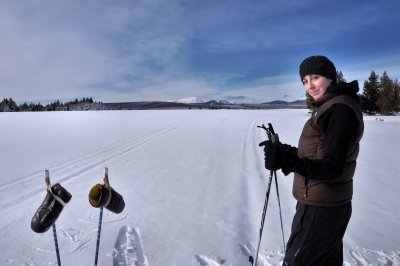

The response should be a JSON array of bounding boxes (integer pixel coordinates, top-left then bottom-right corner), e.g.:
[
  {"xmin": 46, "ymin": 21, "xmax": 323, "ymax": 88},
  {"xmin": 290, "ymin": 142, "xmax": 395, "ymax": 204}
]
[{"xmin": 259, "ymin": 140, "xmax": 299, "ymax": 175}]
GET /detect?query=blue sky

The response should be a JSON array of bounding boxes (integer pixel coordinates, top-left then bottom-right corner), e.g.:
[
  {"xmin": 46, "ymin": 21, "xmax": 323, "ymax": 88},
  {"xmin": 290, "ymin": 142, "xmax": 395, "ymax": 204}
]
[{"xmin": 1, "ymin": 0, "xmax": 399, "ymax": 103}]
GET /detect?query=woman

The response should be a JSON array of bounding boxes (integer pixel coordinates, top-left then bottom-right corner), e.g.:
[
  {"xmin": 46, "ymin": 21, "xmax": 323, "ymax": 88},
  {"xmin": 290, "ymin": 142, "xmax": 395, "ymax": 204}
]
[{"xmin": 259, "ymin": 55, "xmax": 364, "ymax": 265}]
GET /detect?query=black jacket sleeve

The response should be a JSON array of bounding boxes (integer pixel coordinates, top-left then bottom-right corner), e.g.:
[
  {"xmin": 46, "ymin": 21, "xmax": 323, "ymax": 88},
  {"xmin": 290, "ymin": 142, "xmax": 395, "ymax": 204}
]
[{"xmin": 288, "ymin": 103, "xmax": 359, "ymax": 180}]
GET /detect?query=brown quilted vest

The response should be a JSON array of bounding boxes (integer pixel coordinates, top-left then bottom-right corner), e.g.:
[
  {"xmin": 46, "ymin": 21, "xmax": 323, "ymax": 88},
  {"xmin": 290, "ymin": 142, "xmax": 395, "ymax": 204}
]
[{"xmin": 293, "ymin": 94, "xmax": 364, "ymax": 207}]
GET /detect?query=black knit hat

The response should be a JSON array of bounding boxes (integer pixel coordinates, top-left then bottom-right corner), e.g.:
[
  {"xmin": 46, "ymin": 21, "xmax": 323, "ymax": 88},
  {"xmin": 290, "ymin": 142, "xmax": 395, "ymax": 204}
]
[{"xmin": 299, "ymin": 55, "xmax": 337, "ymax": 84}]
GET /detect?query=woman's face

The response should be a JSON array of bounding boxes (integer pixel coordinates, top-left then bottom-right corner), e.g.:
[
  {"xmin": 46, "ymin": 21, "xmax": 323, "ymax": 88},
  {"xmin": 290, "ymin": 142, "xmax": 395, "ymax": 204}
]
[{"xmin": 302, "ymin": 74, "xmax": 332, "ymax": 101}]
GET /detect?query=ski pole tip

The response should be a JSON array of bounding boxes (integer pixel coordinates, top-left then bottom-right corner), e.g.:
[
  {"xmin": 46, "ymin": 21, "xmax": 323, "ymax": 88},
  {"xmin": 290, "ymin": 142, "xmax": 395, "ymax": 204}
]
[
  {"xmin": 249, "ymin": 255, "xmax": 254, "ymax": 265},
  {"xmin": 104, "ymin": 167, "xmax": 108, "ymax": 175},
  {"xmin": 45, "ymin": 169, "xmax": 50, "ymax": 177}
]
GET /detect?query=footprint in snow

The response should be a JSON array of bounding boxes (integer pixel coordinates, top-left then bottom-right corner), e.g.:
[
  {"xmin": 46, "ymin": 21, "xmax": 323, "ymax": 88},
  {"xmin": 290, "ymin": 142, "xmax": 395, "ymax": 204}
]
[
  {"xmin": 195, "ymin": 254, "xmax": 227, "ymax": 266},
  {"xmin": 113, "ymin": 226, "xmax": 148, "ymax": 266},
  {"xmin": 347, "ymin": 247, "xmax": 400, "ymax": 266},
  {"xmin": 240, "ymin": 242, "xmax": 284, "ymax": 266}
]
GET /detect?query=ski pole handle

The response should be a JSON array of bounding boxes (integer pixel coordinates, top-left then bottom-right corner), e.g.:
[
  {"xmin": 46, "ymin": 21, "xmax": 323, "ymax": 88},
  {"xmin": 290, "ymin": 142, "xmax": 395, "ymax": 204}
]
[
  {"xmin": 258, "ymin": 123, "xmax": 279, "ymax": 144},
  {"xmin": 267, "ymin": 123, "xmax": 279, "ymax": 144},
  {"xmin": 103, "ymin": 167, "xmax": 110, "ymax": 188},
  {"xmin": 267, "ymin": 123, "xmax": 275, "ymax": 135},
  {"xmin": 45, "ymin": 170, "xmax": 51, "ymax": 190}
]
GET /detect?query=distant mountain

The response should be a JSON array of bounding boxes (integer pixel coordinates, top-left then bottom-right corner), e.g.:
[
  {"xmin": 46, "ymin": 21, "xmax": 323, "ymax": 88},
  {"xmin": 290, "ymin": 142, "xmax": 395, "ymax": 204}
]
[
  {"xmin": 102, "ymin": 97, "xmax": 307, "ymax": 111},
  {"xmin": 177, "ymin": 97, "xmax": 207, "ymax": 104},
  {"xmin": 175, "ymin": 96, "xmax": 306, "ymax": 105},
  {"xmin": 177, "ymin": 97, "xmax": 233, "ymax": 105},
  {"xmin": 265, "ymin": 100, "xmax": 288, "ymax": 105},
  {"xmin": 205, "ymin": 100, "xmax": 233, "ymax": 105},
  {"xmin": 263, "ymin": 99, "xmax": 306, "ymax": 105}
]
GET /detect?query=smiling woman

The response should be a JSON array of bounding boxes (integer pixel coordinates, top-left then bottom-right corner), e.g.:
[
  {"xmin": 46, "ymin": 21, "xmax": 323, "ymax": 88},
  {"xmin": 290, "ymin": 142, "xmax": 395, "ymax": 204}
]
[{"xmin": 259, "ymin": 55, "xmax": 364, "ymax": 265}]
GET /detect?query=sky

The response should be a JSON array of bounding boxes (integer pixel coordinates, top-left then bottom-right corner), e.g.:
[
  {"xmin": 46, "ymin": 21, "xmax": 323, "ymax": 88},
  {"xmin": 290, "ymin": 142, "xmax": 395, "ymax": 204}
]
[{"xmin": 1, "ymin": 0, "xmax": 399, "ymax": 104}]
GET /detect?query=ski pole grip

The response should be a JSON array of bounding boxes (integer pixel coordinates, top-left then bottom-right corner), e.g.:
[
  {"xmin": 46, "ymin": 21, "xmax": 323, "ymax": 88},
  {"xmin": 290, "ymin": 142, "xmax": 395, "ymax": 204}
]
[
  {"xmin": 267, "ymin": 123, "xmax": 279, "ymax": 144},
  {"xmin": 45, "ymin": 170, "xmax": 50, "ymax": 189},
  {"xmin": 104, "ymin": 167, "xmax": 110, "ymax": 187},
  {"xmin": 268, "ymin": 123, "xmax": 275, "ymax": 135}
]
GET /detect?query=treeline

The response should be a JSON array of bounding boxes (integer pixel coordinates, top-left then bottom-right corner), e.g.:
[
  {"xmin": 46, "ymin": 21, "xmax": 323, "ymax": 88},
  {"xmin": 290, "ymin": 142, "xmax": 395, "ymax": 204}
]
[
  {"xmin": 305, "ymin": 70, "xmax": 399, "ymax": 115},
  {"xmin": 0, "ymin": 97, "xmax": 105, "ymax": 112},
  {"xmin": 361, "ymin": 71, "xmax": 399, "ymax": 115}
]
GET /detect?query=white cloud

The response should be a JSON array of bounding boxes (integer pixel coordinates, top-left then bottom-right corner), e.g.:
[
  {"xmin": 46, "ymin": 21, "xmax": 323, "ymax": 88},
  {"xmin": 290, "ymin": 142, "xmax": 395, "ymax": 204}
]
[
  {"xmin": 1, "ymin": 0, "xmax": 398, "ymax": 104},
  {"xmin": 0, "ymin": 0, "xmax": 192, "ymax": 102},
  {"xmin": 93, "ymin": 79, "xmax": 218, "ymax": 103}
]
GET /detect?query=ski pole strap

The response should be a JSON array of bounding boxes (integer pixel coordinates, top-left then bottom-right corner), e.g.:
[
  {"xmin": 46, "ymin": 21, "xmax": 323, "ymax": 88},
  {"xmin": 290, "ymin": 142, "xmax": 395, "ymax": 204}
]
[
  {"xmin": 46, "ymin": 187, "xmax": 68, "ymax": 207},
  {"xmin": 104, "ymin": 186, "xmax": 112, "ymax": 208},
  {"xmin": 45, "ymin": 170, "xmax": 67, "ymax": 207},
  {"xmin": 102, "ymin": 167, "xmax": 112, "ymax": 208}
]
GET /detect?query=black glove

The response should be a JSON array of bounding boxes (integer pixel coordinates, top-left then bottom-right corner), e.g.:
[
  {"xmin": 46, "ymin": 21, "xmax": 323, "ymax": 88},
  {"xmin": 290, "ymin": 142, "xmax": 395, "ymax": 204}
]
[
  {"xmin": 89, "ymin": 184, "xmax": 125, "ymax": 214},
  {"xmin": 259, "ymin": 140, "xmax": 281, "ymax": 170},
  {"xmin": 31, "ymin": 183, "xmax": 72, "ymax": 233},
  {"xmin": 259, "ymin": 140, "xmax": 299, "ymax": 175}
]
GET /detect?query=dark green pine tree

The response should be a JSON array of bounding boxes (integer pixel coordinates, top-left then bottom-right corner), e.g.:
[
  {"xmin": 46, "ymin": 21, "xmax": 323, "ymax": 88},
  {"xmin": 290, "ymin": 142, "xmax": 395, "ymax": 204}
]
[
  {"xmin": 377, "ymin": 71, "xmax": 397, "ymax": 115},
  {"xmin": 394, "ymin": 79, "xmax": 400, "ymax": 112},
  {"xmin": 336, "ymin": 70, "xmax": 346, "ymax": 83},
  {"xmin": 361, "ymin": 71, "xmax": 380, "ymax": 115}
]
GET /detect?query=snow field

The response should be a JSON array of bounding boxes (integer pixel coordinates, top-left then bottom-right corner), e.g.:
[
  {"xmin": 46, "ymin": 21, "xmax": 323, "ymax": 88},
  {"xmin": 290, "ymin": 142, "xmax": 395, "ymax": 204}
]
[{"xmin": 0, "ymin": 109, "xmax": 399, "ymax": 265}]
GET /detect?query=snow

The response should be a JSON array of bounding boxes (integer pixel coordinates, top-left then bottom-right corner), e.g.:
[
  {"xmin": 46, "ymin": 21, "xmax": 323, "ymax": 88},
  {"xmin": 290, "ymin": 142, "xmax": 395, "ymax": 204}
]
[
  {"xmin": 177, "ymin": 97, "xmax": 208, "ymax": 104},
  {"xmin": 0, "ymin": 109, "xmax": 399, "ymax": 265}
]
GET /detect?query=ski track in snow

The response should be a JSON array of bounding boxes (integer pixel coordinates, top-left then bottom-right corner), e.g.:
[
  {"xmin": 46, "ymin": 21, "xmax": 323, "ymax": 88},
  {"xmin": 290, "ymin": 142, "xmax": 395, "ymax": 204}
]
[
  {"xmin": 79, "ymin": 211, "xmax": 130, "ymax": 225},
  {"xmin": 240, "ymin": 241, "xmax": 283, "ymax": 266},
  {"xmin": 113, "ymin": 226, "xmax": 148, "ymax": 266},
  {"xmin": 0, "ymin": 124, "xmax": 180, "ymax": 211},
  {"xmin": 68, "ymin": 238, "xmax": 91, "ymax": 254},
  {"xmin": 195, "ymin": 254, "xmax": 228, "ymax": 266},
  {"xmin": 197, "ymin": 244, "xmax": 400, "ymax": 266},
  {"xmin": 347, "ymin": 247, "xmax": 400, "ymax": 266},
  {"xmin": 60, "ymin": 227, "xmax": 81, "ymax": 242}
]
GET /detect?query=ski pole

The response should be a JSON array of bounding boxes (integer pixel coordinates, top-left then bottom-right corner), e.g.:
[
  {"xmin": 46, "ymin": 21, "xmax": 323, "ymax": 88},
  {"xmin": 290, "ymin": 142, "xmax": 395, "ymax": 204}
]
[
  {"xmin": 267, "ymin": 123, "xmax": 286, "ymax": 253},
  {"xmin": 94, "ymin": 206, "xmax": 103, "ymax": 266},
  {"xmin": 250, "ymin": 123, "xmax": 286, "ymax": 265},
  {"xmin": 52, "ymin": 223, "xmax": 62, "ymax": 266},
  {"xmin": 45, "ymin": 170, "xmax": 61, "ymax": 266},
  {"xmin": 249, "ymin": 170, "xmax": 274, "ymax": 266},
  {"xmin": 94, "ymin": 167, "xmax": 110, "ymax": 266},
  {"xmin": 274, "ymin": 171, "xmax": 286, "ymax": 254}
]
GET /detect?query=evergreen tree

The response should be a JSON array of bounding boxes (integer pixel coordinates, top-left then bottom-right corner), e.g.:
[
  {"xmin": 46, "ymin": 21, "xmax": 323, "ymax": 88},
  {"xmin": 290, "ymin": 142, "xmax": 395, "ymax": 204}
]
[
  {"xmin": 361, "ymin": 71, "xmax": 380, "ymax": 114},
  {"xmin": 377, "ymin": 71, "xmax": 397, "ymax": 115},
  {"xmin": 305, "ymin": 92, "xmax": 313, "ymax": 109},
  {"xmin": 20, "ymin": 102, "xmax": 29, "ymax": 111},
  {"xmin": 336, "ymin": 70, "xmax": 346, "ymax": 83},
  {"xmin": 392, "ymin": 78, "xmax": 400, "ymax": 112},
  {"xmin": 9, "ymin": 98, "xmax": 18, "ymax": 111},
  {"xmin": 0, "ymin": 98, "xmax": 17, "ymax": 112}
]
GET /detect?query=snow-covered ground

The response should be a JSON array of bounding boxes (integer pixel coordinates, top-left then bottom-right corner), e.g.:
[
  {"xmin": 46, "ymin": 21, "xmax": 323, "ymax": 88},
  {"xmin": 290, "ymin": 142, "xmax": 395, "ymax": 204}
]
[{"xmin": 0, "ymin": 109, "xmax": 399, "ymax": 265}]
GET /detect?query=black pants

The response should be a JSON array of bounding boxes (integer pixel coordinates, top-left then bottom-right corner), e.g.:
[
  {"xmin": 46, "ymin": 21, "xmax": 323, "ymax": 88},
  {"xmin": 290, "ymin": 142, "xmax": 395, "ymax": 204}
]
[{"xmin": 283, "ymin": 202, "xmax": 352, "ymax": 266}]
